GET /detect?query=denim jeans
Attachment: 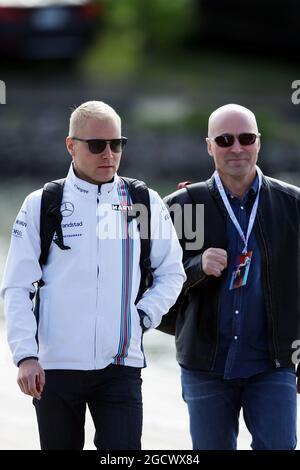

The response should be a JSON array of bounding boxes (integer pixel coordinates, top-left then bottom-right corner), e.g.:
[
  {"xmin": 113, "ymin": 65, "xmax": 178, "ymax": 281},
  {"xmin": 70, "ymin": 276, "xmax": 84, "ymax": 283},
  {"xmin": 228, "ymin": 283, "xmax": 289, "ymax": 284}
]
[{"xmin": 181, "ymin": 367, "xmax": 297, "ymax": 450}]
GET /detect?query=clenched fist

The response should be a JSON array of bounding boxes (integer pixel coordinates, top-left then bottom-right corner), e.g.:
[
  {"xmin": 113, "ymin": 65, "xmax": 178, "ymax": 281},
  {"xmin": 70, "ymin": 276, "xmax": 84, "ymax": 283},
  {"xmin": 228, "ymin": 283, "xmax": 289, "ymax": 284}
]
[{"xmin": 202, "ymin": 248, "xmax": 228, "ymax": 277}]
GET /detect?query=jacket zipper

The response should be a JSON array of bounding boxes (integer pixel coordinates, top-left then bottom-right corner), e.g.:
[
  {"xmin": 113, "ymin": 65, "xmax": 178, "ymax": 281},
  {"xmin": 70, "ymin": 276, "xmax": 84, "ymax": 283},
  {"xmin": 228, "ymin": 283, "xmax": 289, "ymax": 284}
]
[
  {"xmin": 257, "ymin": 214, "xmax": 280, "ymax": 368},
  {"xmin": 95, "ymin": 185, "xmax": 101, "ymax": 367}
]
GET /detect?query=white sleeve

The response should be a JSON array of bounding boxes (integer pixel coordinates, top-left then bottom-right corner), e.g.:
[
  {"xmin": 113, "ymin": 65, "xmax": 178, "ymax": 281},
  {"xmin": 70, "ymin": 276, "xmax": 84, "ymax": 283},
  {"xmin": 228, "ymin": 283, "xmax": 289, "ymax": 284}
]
[
  {"xmin": 0, "ymin": 190, "xmax": 42, "ymax": 366},
  {"xmin": 136, "ymin": 189, "xmax": 186, "ymax": 329}
]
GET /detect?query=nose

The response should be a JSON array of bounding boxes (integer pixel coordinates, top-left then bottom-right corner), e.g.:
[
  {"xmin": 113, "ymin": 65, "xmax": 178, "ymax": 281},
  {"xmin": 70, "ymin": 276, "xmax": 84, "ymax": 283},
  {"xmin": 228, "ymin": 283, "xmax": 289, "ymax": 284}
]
[
  {"xmin": 101, "ymin": 142, "xmax": 113, "ymax": 158},
  {"xmin": 230, "ymin": 137, "xmax": 243, "ymax": 153}
]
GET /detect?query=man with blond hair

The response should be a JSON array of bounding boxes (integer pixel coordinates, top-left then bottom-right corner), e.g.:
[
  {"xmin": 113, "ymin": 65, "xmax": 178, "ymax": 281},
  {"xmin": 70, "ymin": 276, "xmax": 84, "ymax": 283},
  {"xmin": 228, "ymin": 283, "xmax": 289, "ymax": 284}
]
[
  {"xmin": 164, "ymin": 104, "xmax": 300, "ymax": 450},
  {"xmin": 1, "ymin": 100, "xmax": 185, "ymax": 450}
]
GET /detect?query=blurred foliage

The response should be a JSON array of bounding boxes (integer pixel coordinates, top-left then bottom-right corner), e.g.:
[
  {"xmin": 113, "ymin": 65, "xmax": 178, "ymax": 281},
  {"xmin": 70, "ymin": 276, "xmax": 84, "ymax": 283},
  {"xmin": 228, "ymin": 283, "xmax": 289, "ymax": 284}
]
[
  {"xmin": 254, "ymin": 109, "xmax": 300, "ymax": 145},
  {"xmin": 84, "ymin": 2, "xmax": 299, "ymax": 94},
  {"xmin": 100, "ymin": 0, "xmax": 196, "ymax": 52},
  {"xmin": 86, "ymin": 0, "xmax": 197, "ymax": 74}
]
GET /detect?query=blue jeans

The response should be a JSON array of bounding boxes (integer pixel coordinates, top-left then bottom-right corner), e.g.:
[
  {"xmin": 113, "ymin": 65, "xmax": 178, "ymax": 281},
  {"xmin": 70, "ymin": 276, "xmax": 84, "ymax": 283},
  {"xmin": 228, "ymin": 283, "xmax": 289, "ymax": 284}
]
[{"xmin": 181, "ymin": 367, "xmax": 297, "ymax": 450}]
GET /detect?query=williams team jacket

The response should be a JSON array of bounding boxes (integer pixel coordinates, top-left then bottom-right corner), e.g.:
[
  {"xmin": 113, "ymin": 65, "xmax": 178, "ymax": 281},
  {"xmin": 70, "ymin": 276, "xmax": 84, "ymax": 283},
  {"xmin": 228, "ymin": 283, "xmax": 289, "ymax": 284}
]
[{"xmin": 1, "ymin": 165, "xmax": 186, "ymax": 369}]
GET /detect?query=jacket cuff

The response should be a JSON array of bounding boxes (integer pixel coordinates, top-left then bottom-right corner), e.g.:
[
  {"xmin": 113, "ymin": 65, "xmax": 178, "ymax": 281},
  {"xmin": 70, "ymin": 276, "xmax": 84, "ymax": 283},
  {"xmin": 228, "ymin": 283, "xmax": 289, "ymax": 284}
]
[
  {"xmin": 137, "ymin": 308, "xmax": 152, "ymax": 332},
  {"xmin": 184, "ymin": 253, "xmax": 208, "ymax": 290},
  {"xmin": 17, "ymin": 357, "xmax": 38, "ymax": 367}
]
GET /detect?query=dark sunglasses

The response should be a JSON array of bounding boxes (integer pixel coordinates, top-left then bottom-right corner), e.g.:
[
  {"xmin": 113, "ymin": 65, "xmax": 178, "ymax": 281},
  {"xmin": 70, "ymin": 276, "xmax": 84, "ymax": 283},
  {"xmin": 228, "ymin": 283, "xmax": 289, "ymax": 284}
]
[
  {"xmin": 72, "ymin": 137, "xmax": 128, "ymax": 154},
  {"xmin": 210, "ymin": 133, "xmax": 260, "ymax": 148}
]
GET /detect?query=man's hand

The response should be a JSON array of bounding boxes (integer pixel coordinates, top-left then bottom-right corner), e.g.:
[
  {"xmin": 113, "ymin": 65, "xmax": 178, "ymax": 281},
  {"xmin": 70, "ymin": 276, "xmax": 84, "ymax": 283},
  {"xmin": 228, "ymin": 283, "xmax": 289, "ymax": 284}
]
[
  {"xmin": 17, "ymin": 359, "xmax": 45, "ymax": 400},
  {"xmin": 202, "ymin": 248, "xmax": 228, "ymax": 277}
]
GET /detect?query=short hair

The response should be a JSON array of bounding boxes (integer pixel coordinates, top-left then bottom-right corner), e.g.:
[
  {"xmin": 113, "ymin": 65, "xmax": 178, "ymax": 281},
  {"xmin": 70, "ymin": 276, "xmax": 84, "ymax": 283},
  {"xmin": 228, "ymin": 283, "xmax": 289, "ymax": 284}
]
[{"xmin": 69, "ymin": 101, "xmax": 121, "ymax": 136}]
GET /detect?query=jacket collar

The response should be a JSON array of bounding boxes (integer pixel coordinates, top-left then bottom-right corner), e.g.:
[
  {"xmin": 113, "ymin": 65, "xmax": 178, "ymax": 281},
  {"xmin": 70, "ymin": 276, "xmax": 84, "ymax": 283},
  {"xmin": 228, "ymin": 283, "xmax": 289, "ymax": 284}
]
[
  {"xmin": 206, "ymin": 176, "xmax": 227, "ymax": 219},
  {"xmin": 66, "ymin": 164, "xmax": 119, "ymax": 199},
  {"xmin": 207, "ymin": 170, "xmax": 265, "ymax": 217}
]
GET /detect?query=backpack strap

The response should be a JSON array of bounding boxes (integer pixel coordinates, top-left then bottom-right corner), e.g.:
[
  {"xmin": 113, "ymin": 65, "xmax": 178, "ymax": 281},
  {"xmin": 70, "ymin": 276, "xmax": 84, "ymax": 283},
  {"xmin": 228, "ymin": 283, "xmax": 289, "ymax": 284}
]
[
  {"xmin": 185, "ymin": 181, "xmax": 211, "ymax": 205},
  {"xmin": 121, "ymin": 177, "xmax": 152, "ymax": 300},
  {"xmin": 177, "ymin": 180, "xmax": 212, "ymax": 205},
  {"xmin": 39, "ymin": 178, "xmax": 70, "ymax": 267}
]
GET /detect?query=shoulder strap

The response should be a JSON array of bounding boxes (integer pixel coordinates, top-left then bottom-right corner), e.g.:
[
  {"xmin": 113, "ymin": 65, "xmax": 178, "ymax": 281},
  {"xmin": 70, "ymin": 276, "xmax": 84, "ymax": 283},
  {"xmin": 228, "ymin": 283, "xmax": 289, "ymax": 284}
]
[
  {"xmin": 39, "ymin": 178, "xmax": 70, "ymax": 266},
  {"xmin": 121, "ymin": 177, "xmax": 151, "ymax": 299},
  {"xmin": 185, "ymin": 181, "xmax": 211, "ymax": 204}
]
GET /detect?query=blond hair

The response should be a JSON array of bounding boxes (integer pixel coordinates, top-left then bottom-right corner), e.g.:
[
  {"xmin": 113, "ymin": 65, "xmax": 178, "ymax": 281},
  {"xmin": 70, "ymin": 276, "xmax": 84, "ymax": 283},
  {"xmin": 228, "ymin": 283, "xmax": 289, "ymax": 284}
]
[{"xmin": 69, "ymin": 101, "xmax": 121, "ymax": 136}]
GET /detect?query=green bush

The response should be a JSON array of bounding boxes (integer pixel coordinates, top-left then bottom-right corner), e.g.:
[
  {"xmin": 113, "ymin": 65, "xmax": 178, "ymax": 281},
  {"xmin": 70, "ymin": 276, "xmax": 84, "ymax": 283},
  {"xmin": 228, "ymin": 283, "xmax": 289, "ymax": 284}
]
[{"xmin": 99, "ymin": 0, "xmax": 196, "ymax": 54}]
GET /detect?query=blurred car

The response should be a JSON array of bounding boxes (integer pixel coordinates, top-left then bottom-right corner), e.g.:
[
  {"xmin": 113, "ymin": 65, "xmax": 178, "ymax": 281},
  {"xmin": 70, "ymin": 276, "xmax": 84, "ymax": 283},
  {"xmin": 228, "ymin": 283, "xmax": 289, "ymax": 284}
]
[{"xmin": 0, "ymin": 0, "xmax": 102, "ymax": 59}]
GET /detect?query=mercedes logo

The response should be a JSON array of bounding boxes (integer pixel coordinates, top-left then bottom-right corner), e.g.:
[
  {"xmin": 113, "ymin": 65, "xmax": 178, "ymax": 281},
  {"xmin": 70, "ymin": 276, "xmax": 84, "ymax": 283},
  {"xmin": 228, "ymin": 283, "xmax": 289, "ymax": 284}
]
[{"xmin": 60, "ymin": 202, "xmax": 74, "ymax": 217}]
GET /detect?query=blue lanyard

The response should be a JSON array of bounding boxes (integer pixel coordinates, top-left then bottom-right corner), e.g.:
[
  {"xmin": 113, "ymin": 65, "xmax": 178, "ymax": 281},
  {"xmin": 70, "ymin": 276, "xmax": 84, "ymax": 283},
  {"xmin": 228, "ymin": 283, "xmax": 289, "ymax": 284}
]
[{"xmin": 213, "ymin": 167, "xmax": 263, "ymax": 253}]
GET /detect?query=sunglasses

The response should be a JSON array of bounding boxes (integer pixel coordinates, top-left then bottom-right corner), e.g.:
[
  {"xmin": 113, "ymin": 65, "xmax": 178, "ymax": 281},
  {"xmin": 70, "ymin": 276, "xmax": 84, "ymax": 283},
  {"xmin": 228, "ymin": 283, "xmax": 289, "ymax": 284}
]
[
  {"xmin": 72, "ymin": 137, "xmax": 128, "ymax": 154},
  {"xmin": 210, "ymin": 133, "xmax": 261, "ymax": 148}
]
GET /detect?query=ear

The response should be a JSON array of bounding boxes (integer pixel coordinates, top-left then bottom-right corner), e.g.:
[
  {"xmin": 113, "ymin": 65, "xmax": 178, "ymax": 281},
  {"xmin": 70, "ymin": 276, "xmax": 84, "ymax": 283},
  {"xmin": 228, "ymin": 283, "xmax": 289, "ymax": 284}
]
[
  {"xmin": 257, "ymin": 135, "xmax": 261, "ymax": 153},
  {"xmin": 66, "ymin": 136, "xmax": 74, "ymax": 158},
  {"xmin": 206, "ymin": 137, "xmax": 213, "ymax": 157}
]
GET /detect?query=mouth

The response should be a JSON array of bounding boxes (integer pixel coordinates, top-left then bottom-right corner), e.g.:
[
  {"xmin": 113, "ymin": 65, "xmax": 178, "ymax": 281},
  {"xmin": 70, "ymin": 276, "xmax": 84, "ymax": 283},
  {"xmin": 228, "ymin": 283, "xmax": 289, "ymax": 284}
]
[{"xmin": 227, "ymin": 158, "xmax": 248, "ymax": 163}]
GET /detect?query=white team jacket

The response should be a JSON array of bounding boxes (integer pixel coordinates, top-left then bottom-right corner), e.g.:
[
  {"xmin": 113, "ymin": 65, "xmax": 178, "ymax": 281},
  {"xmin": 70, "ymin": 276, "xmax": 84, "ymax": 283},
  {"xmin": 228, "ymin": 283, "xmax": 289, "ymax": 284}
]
[{"xmin": 1, "ymin": 165, "xmax": 186, "ymax": 370}]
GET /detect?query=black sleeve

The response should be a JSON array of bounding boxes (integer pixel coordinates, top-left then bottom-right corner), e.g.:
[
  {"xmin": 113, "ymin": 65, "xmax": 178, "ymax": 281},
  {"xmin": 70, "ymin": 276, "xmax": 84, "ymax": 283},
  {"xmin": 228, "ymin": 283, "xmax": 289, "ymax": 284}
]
[
  {"xmin": 183, "ymin": 252, "xmax": 208, "ymax": 289},
  {"xmin": 164, "ymin": 191, "xmax": 208, "ymax": 291}
]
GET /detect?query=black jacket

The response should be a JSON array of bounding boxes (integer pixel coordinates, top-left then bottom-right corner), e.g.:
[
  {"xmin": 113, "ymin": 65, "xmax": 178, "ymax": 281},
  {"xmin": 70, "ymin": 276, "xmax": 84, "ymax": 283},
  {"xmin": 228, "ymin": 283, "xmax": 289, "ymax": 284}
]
[{"xmin": 164, "ymin": 175, "xmax": 300, "ymax": 375}]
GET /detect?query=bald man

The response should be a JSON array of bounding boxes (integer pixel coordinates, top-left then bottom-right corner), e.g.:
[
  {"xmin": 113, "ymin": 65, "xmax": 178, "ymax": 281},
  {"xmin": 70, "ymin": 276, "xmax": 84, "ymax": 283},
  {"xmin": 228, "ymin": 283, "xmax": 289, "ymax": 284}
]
[{"xmin": 164, "ymin": 104, "xmax": 300, "ymax": 450}]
